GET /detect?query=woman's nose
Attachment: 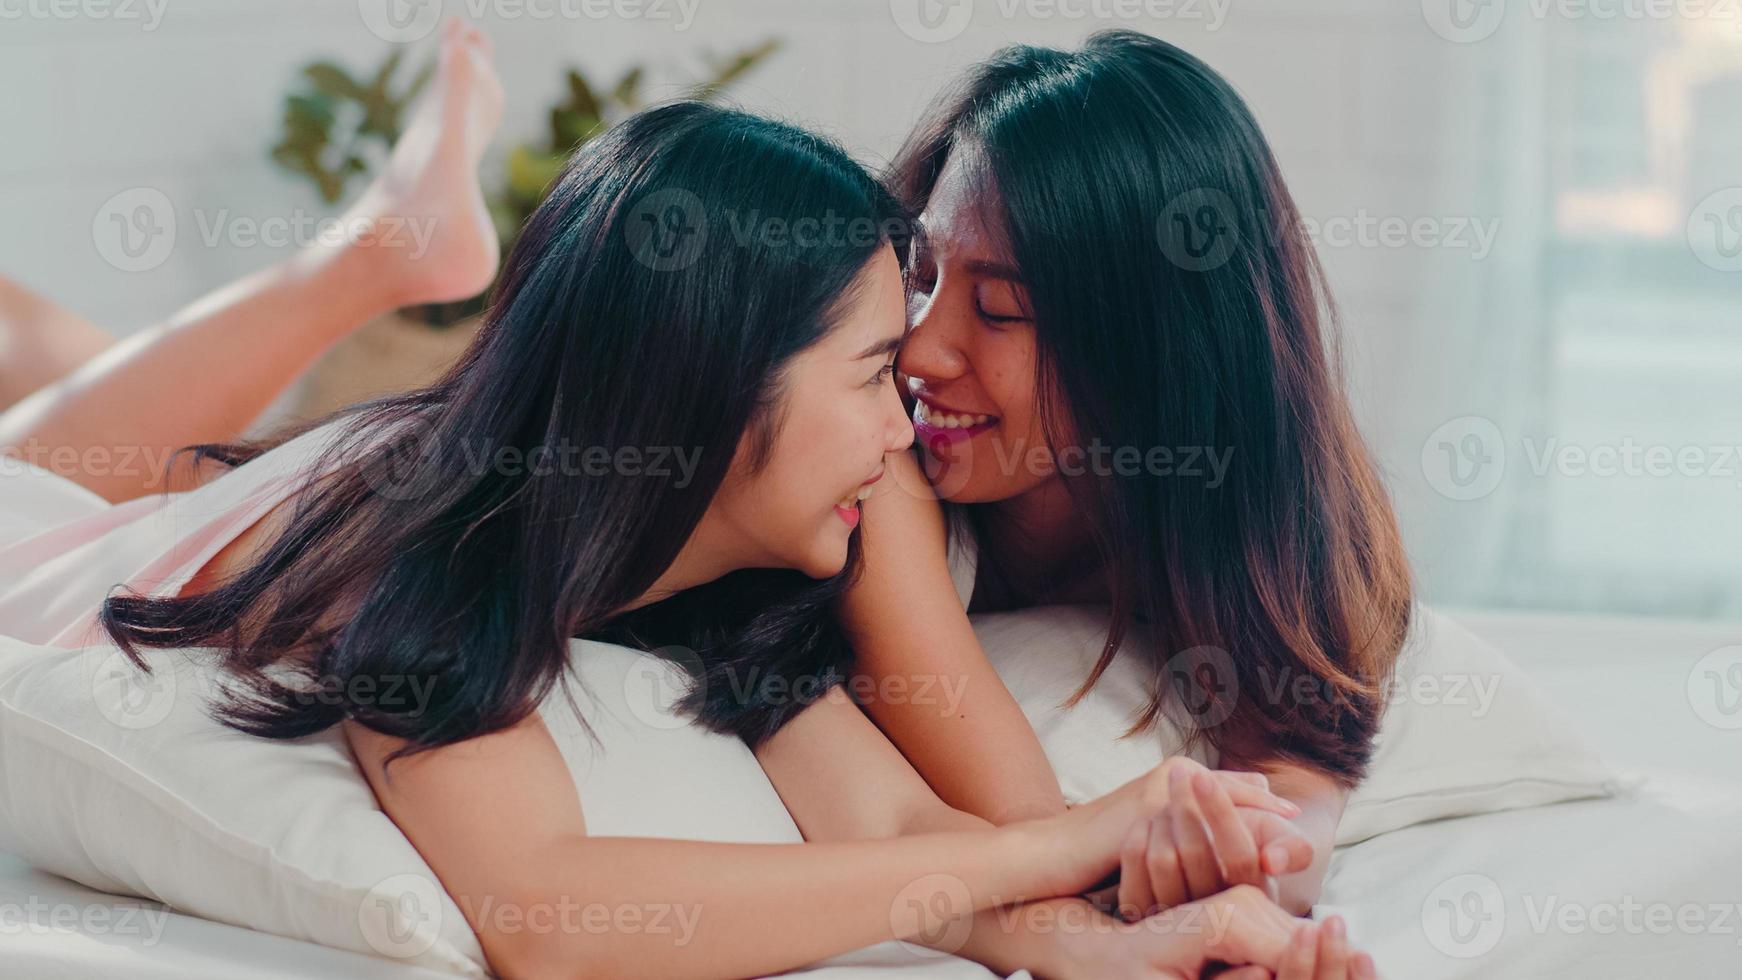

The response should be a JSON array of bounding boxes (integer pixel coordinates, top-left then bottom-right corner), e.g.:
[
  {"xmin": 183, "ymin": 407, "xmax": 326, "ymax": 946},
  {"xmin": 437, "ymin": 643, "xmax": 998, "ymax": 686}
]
[
  {"xmin": 895, "ymin": 294, "xmax": 968, "ymax": 384},
  {"xmin": 883, "ymin": 379, "xmax": 915, "ymax": 453}
]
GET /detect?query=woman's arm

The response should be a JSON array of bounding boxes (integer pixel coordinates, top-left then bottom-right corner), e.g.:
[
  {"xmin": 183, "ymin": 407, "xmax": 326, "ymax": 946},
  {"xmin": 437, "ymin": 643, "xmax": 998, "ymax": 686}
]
[
  {"xmin": 756, "ymin": 691, "xmax": 1315, "ymax": 979},
  {"xmin": 839, "ymin": 452, "xmax": 1335, "ymax": 914},
  {"xmin": 840, "ymin": 450, "xmax": 1066, "ymax": 824},
  {"xmin": 754, "ymin": 688, "xmax": 1091, "ymax": 977},
  {"xmin": 345, "ymin": 710, "xmax": 1175, "ymax": 980}
]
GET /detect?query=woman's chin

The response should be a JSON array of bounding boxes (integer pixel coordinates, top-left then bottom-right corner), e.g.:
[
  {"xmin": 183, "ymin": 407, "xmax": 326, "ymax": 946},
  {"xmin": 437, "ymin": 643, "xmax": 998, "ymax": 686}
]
[{"xmin": 796, "ymin": 531, "xmax": 852, "ymax": 579}]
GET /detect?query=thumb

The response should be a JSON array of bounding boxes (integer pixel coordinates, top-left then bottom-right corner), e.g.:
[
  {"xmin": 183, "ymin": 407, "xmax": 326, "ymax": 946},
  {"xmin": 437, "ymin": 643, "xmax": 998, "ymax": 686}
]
[{"xmin": 1252, "ymin": 814, "xmax": 1315, "ymax": 875}]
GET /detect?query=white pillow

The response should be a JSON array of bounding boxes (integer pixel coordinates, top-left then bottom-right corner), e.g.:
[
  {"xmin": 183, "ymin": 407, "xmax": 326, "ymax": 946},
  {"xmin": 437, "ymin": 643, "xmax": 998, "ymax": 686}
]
[
  {"xmin": 970, "ymin": 604, "xmax": 1624, "ymax": 846},
  {"xmin": 0, "ymin": 634, "xmax": 801, "ymax": 975}
]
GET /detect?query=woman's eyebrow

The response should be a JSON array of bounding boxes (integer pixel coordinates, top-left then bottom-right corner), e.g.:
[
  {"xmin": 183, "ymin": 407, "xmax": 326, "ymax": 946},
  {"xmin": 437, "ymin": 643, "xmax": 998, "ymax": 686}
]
[
  {"xmin": 962, "ymin": 258, "xmax": 1023, "ymax": 282},
  {"xmin": 854, "ymin": 335, "xmax": 905, "ymax": 360}
]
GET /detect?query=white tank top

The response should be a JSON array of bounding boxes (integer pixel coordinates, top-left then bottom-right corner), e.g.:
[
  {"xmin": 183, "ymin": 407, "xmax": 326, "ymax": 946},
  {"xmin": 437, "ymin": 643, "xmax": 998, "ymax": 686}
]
[
  {"xmin": 4, "ymin": 434, "xmax": 984, "ymax": 647},
  {"xmin": 0, "ymin": 420, "xmax": 355, "ymax": 648}
]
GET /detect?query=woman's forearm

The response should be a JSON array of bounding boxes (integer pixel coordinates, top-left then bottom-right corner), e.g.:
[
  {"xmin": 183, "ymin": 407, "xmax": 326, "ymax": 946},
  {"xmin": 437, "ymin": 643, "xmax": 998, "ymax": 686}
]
[
  {"xmin": 1262, "ymin": 764, "xmax": 1349, "ymax": 915},
  {"xmin": 351, "ymin": 714, "xmax": 1099, "ymax": 980},
  {"xmin": 945, "ymin": 897, "xmax": 1119, "ymax": 980},
  {"xmin": 892, "ymin": 799, "xmax": 1116, "ymax": 978},
  {"xmin": 485, "ymin": 827, "xmax": 1053, "ymax": 980},
  {"xmin": 839, "ymin": 456, "xmax": 1069, "ymax": 827},
  {"xmin": 856, "ymin": 678, "xmax": 1069, "ymax": 825}
]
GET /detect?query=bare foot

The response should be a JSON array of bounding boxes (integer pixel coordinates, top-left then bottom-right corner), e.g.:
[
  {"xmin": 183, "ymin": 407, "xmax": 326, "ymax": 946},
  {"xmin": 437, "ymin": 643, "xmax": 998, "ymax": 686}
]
[{"xmin": 344, "ymin": 19, "xmax": 504, "ymax": 308}]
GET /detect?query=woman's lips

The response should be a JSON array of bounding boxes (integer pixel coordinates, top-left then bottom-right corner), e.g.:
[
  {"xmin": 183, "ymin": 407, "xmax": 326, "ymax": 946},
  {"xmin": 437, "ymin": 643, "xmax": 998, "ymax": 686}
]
[
  {"xmin": 911, "ymin": 398, "xmax": 999, "ymax": 451},
  {"xmin": 833, "ymin": 468, "xmax": 884, "ymax": 530}
]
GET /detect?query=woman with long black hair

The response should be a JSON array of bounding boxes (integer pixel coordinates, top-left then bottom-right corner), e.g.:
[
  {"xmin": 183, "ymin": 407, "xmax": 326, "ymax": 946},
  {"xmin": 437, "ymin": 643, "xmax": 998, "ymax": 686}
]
[
  {"xmin": 839, "ymin": 32, "xmax": 1410, "ymax": 967},
  {"xmin": 0, "ymin": 21, "xmax": 1362, "ymax": 980}
]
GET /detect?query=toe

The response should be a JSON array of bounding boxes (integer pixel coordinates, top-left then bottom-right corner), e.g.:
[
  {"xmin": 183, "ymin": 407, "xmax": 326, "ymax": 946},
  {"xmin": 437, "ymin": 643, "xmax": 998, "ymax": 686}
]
[
  {"xmin": 442, "ymin": 32, "xmax": 476, "ymax": 87},
  {"xmin": 466, "ymin": 26, "xmax": 494, "ymax": 58}
]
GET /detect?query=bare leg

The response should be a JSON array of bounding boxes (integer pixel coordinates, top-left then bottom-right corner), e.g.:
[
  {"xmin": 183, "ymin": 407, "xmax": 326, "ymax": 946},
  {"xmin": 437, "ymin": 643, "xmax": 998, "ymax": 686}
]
[
  {"xmin": 0, "ymin": 275, "xmax": 118, "ymax": 412},
  {"xmin": 0, "ymin": 20, "xmax": 503, "ymax": 503}
]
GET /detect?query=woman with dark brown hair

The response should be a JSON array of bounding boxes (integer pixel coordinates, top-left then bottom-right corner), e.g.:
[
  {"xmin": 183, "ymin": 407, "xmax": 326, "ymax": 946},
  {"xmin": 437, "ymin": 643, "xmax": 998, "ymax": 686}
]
[
  {"xmin": 0, "ymin": 24, "xmax": 1390, "ymax": 978},
  {"xmin": 819, "ymin": 31, "xmax": 1411, "ymax": 967}
]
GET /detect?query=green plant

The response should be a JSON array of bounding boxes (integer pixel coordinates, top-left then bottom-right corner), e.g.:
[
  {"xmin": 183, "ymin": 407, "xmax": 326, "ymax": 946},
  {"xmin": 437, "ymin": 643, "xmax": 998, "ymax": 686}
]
[
  {"xmin": 269, "ymin": 40, "xmax": 781, "ymax": 328},
  {"xmin": 497, "ymin": 39, "xmax": 782, "ymax": 253},
  {"xmin": 270, "ymin": 51, "xmax": 433, "ymax": 206}
]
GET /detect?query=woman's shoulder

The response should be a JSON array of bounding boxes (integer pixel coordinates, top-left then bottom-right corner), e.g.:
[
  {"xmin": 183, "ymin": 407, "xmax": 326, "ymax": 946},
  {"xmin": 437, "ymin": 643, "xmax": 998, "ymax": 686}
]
[
  {"xmin": 171, "ymin": 413, "xmax": 400, "ymax": 599},
  {"xmin": 190, "ymin": 410, "xmax": 417, "ymax": 499},
  {"xmin": 849, "ymin": 448, "xmax": 977, "ymax": 612}
]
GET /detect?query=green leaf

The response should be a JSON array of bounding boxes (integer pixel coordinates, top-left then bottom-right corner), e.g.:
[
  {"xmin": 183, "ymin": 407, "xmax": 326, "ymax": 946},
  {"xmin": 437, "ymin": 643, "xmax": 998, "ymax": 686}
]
[
  {"xmin": 551, "ymin": 108, "xmax": 603, "ymax": 151},
  {"xmin": 316, "ymin": 170, "xmax": 346, "ymax": 204},
  {"xmin": 303, "ymin": 62, "xmax": 367, "ymax": 101},
  {"xmin": 564, "ymin": 68, "xmax": 603, "ymax": 120},
  {"xmin": 506, "ymin": 144, "xmax": 569, "ymax": 200},
  {"xmin": 405, "ymin": 58, "xmax": 436, "ymax": 103},
  {"xmin": 611, "ymin": 66, "xmax": 643, "ymax": 109},
  {"xmin": 372, "ymin": 48, "xmax": 406, "ymax": 91},
  {"xmin": 689, "ymin": 38, "xmax": 780, "ymax": 102}
]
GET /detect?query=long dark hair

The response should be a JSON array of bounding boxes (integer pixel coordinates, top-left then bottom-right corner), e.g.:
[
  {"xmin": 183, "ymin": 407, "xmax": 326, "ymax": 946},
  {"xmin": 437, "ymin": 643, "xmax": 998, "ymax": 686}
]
[
  {"xmin": 103, "ymin": 102, "xmax": 907, "ymax": 761},
  {"xmin": 889, "ymin": 31, "xmax": 1413, "ymax": 785}
]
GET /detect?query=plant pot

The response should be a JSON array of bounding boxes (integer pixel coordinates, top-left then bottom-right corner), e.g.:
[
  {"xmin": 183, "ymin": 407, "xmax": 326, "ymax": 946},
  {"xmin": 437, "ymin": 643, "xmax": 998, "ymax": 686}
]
[{"xmin": 292, "ymin": 311, "xmax": 482, "ymax": 421}]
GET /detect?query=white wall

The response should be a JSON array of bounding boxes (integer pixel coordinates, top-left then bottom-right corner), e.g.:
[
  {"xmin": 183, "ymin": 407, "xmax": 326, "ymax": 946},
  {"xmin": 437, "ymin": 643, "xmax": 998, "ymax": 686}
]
[
  {"xmin": 0, "ymin": 0, "xmax": 1452, "ymax": 341},
  {"xmin": 8, "ymin": 1, "xmax": 1734, "ymax": 616}
]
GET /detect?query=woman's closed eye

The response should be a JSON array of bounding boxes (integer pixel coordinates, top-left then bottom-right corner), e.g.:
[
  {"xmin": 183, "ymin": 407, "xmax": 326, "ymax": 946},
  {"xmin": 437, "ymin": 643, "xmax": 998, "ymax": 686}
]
[
  {"xmin": 866, "ymin": 360, "xmax": 898, "ymax": 387},
  {"xmin": 975, "ymin": 282, "xmax": 1031, "ymax": 325},
  {"xmin": 976, "ymin": 304, "xmax": 1028, "ymax": 325}
]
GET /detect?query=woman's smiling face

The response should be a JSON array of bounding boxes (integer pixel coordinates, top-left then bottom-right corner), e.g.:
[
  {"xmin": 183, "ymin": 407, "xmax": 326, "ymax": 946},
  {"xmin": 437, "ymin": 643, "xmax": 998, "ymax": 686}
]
[
  {"xmin": 706, "ymin": 249, "xmax": 915, "ymax": 579},
  {"xmin": 898, "ymin": 148, "xmax": 1065, "ymax": 504}
]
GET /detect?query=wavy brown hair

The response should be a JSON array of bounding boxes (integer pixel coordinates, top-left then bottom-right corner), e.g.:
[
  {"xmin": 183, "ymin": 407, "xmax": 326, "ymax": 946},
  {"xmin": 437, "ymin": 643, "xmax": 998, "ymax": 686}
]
[{"xmin": 891, "ymin": 31, "xmax": 1413, "ymax": 786}]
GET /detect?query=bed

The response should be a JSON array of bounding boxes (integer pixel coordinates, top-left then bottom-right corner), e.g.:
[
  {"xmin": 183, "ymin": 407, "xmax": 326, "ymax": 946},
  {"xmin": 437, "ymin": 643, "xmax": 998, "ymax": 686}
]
[{"xmin": 4, "ymin": 609, "xmax": 1738, "ymax": 978}]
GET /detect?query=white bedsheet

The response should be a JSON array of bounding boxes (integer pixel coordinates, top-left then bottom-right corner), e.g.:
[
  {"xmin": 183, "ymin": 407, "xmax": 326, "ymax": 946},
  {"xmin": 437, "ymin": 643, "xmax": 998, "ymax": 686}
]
[
  {"xmin": 0, "ymin": 851, "xmax": 461, "ymax": 980},
  {"xmin": 4, "ymin": 609, "xmax": 1738, "ymax": 978},
  {"xmin": 7, "ymin": 778, "xmax": 1737, "ymax": 978},
  {"xmin": 0, "ymin": 847, "xmax": 1003, "ymax": 979},
  {"xmin": 1321, "ymin": 772, "xmax": 1742, "ymax": 978}
]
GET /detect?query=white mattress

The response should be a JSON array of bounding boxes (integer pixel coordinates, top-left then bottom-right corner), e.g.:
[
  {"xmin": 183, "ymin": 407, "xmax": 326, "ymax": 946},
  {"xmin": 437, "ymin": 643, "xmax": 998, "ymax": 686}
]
[{"xmin": 4, "ymin": 610, "xmax": 1739, "ymax": 978}]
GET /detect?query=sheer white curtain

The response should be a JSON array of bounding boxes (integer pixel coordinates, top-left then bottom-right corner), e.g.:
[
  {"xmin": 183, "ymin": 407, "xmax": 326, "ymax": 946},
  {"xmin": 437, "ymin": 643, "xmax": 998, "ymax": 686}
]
[{"xmin": 1357, "ymin": 8, "xmax": 1742, "ymax": 618}]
